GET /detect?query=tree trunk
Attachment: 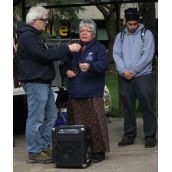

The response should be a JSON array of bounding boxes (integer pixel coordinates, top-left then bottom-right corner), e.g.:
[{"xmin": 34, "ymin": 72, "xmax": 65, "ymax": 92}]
[{"xmin": 104, "ymin": 11, "xmax": 116, "ymax": 70}]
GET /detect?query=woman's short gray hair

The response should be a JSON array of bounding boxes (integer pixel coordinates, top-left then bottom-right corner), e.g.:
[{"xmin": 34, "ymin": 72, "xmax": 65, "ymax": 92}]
[
  {"xmin": 26, "ymin": 6, "xmax": 48, "ymax": 24},
  {"xmin": 79, "ymin": 19, "xmax": 97, "ymax": 33}
]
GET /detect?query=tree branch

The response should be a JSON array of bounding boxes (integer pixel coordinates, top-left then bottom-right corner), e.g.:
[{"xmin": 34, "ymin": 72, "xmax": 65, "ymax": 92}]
[
  {"xmin": 96, "ymin": 5, "xmax": 109, "ymax": 18},
  {"xmin": 96, "ymin": 4, "xmax": 116, "ymax": 19}
]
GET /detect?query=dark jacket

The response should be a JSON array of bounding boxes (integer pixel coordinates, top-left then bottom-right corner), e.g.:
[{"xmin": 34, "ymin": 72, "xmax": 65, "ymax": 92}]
[
  {"xmin": 62, "ymin": 39, "xmax": 108, "ymax": 97},
  {"xmin": 16, "ymin": 22, "xmax": 70, "ymax": 83}
]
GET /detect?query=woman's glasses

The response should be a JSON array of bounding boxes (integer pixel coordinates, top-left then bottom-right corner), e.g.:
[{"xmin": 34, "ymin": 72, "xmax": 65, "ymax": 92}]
[{"xmin": 80, "ymin": 29, "xmax": 93, "ymax": 33}]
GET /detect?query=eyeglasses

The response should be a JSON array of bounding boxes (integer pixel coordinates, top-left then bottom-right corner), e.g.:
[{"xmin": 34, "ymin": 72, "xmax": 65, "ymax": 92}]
[
  {"xmin": 37, "ymin": 18, "xmax": 48, "ymax": 22},
  {"xmin": 80, "ymin": 29, "xmax": 93, "ymax": 33}
]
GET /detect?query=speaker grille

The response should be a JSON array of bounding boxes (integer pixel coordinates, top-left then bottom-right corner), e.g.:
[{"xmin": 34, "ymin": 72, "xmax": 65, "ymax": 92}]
[
  {"xmin": 52, "ymin": 125, "xmax": 92, "ymax": 168},
  {"xmin": 56, "ymin": 141, "xmax": 82, "ymax": 163}
]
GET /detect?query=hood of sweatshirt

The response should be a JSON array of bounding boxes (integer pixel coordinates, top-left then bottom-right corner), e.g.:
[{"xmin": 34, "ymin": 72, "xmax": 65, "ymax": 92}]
[
  {"xmin": 16, "ymin": 21, "xmax": 41, "ymax": 39},
  {"xmin": 124, "ymin": 23, "xmax": 144, "ymax": 35}
]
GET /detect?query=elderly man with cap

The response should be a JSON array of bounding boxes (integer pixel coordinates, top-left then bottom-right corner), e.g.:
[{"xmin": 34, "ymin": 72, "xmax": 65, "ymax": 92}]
[{"xmin": 113, "ymin": 8, "xmax": 157, "ymax": 148}]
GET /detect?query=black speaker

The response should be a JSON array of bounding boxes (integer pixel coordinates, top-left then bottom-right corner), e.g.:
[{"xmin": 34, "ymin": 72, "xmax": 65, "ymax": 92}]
[{"xmin": 52, "ymin": 125, "xmax": 92, "ymax": 168}]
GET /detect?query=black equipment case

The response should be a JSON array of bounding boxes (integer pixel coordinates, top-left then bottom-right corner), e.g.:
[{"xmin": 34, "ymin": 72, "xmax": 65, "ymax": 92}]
[{"xmin": 52, "ymin": 125, "xmax": 92, "ymax": 168}]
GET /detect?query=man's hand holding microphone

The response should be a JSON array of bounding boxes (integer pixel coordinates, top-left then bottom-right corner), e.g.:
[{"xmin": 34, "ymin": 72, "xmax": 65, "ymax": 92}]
[{"xmin": 68, "ymin": 43, "xmax": 81, "ymax": 52}]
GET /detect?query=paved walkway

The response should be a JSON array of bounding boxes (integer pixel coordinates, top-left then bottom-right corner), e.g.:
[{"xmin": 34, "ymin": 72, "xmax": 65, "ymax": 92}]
[{"xmin": 13, "ymin": 118, "xmax": 158, "ymax": 172}]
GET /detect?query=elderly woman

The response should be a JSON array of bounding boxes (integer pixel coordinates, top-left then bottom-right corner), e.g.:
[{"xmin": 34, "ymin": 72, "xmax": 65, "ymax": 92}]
[{"xmin": 63, "ymin": 19, "xmax": 110, "ymax": 163}]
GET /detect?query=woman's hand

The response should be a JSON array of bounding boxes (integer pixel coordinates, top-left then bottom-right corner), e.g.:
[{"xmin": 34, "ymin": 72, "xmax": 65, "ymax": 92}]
[
  {"xmin": 79, "ymin": 63, "xmax": 90, "ymax": 72},
  {"xmin": 66, "ymin": 70, "xmax": 77, "ymax": 78}
]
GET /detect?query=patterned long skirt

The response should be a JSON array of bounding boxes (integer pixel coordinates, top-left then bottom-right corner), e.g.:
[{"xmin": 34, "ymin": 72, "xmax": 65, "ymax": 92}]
[{"xmin": 67, "ymin": 97, "xmax": 110, "ymax": 153}]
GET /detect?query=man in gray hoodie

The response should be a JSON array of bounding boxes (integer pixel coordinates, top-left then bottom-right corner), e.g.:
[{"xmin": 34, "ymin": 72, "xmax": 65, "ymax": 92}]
[{"xmin": 113, "ymin": 8, "xmax": 157, "ymax": 148}]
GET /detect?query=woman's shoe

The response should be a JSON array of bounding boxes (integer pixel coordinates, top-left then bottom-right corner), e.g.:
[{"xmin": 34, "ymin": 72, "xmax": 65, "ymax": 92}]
[{"xmin": 92, "ymin": 152, "xmax": 105, "ymax": 163}]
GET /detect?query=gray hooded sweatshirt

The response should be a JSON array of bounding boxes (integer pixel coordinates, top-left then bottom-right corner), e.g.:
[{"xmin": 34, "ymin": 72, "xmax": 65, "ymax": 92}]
[{"xmin": 113, "ymin": 23, "xmax": 155, "ymax": 77}]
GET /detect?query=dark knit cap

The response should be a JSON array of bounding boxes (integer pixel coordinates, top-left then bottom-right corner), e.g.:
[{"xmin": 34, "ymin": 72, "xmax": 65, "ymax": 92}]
[{"xmin": 124, "ymin": 8, "xmax": 139, "ymax": 22}]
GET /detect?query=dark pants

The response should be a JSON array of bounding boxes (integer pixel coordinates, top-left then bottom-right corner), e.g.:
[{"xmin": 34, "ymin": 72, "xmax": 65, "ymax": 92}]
[{"xmin": 119, "ymin": 73, "xmax": 157, "ymax": 141}]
